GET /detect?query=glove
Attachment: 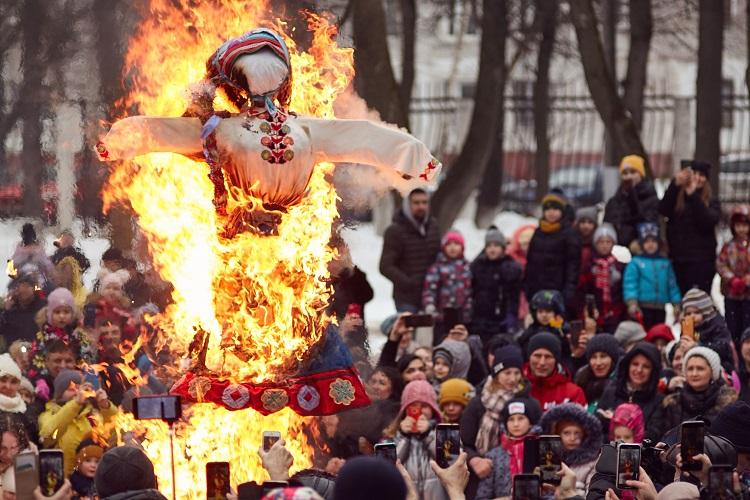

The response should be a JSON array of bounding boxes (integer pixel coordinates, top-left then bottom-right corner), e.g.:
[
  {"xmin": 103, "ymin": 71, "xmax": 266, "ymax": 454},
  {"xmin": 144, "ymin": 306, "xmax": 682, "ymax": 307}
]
[
  {"xmin": 627, "ymin": 302, "xmax": 641, "ymax": 318},
  {"xmin": 35, "ymin": 378, "xmax": 50, "ymax": 401},
  {"xmin": 730, "ymin": 277, "xmax": 746, "ymax": 296}
]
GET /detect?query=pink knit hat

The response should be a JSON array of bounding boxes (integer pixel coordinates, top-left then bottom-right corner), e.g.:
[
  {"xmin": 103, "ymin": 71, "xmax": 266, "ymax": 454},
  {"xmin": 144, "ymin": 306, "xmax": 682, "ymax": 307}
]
[
  {"xmin": 399, "ymin": 380, "xmax": 442, "ymax": 422},
  {"xmin": 46, "ymin": 287, "xmax": 76, "ymax": 324},
  {"xmin": 441, "ymin": 230, "xmax": 465, "ymax": 249},
  {"xmin": 609, "ymin": 402, "xmax": 645, "ymax": 443}
]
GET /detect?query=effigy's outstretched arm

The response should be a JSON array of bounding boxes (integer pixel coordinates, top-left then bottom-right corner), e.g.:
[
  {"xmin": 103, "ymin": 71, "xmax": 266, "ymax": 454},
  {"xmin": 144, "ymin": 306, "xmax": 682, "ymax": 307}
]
[
  {"xmin": 96, "ymin": 116, "xmax": 203, "ymax": 161},
  {"xmin": 302, "ymin": 118, "xmax": 442, "ymax": 182}
]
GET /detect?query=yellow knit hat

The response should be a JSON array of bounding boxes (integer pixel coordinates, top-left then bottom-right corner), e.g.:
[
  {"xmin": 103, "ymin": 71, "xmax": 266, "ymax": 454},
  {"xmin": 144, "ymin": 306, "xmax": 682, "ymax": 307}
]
[
  {"xmin": 619, "ymin": 155, "xmax": 646, "ymax": 177},
  {"xmin": 438, "ymin": 378, "xmax": 474, "ymax": 407}
]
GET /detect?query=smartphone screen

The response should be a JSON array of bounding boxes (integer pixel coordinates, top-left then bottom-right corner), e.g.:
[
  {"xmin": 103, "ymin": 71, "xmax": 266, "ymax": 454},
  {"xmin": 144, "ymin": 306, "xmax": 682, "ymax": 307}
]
[
  {"xmin": 538, "ymin": 435, "xmax": 563, "ymax": 484},
  {"xmin": 133, "ymin": 395, "xmax": 182, "ymax": 420},
  {"xmin": 522, "ymin": 435, "xmax": 539, "ymax": 474},
  {"xmin": 680, "ymin": 421, "xmax": 705, "ymax": 471},
  {"xmin": 14, "ymin": 451, "xmax": 38, "ymax": 498},
  {"xmin": 262, "ymin": 431, "xmax": 281, "ymax": 452},
  {"xmin": 442, "ymin": 307, "xmax": 462, "ymax": 330},
  {"xmin": 513, "ymin": 474, "xmax": 541, "ymax": 500},
  {"xmin": 569, "ymin": 320, "xmax": 584, "ymax": 348},
  {"xmin": 404, "ymin": 314, "xmax": 434, "ymax": 328},
  {"xmin": 374, "ymin": 442, "xmax": 398, "ymax": 463},
  {"xmin": 616, "ymin": 444, "xmax": 641, "ymax": 489},
  {"xmin": 709, "ymin": 465, "xmax": 734, "ymax": 499},
  {"xmin": 585, "ymin": 294, "xmax": 596, "ymax": 317},
  {"xmin": 681, "ymin": 317, "xmax": 695, "ymax": 341},
  {"xmin": 435, "ymin": 423, "xmax": 461, "ymax": 468},
  {"xmin": 206, "ymin": 462, "xmax": 231, "ymax": 500}
]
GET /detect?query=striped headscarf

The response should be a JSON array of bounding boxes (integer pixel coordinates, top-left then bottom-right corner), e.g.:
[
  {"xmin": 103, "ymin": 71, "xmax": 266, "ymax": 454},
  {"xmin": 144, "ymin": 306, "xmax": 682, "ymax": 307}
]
[{"xmin": 208, "ymin": 28, "xmax": 292, "ymax": 113}]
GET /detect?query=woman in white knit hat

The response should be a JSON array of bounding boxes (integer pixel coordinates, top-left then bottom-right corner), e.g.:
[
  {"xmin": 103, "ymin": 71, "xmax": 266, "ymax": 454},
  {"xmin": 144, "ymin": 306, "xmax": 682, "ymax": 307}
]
[{"xmin": 662, "ymin": 346, "xmax": 737, "ymax": 429}]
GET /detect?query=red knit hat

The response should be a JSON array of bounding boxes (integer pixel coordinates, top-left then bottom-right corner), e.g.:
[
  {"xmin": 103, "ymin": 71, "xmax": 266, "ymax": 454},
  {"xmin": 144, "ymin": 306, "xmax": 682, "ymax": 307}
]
[
  {"xmin": 441, "ymin": 230, "xmax": 465, "ymax": 249},
  {"xmin": 645, "ymin": 323, "xmax": 674, "ymax": 345},
  {"xmin": 399, "ymin": 380, "xmax": 442, "ymax": 421}
]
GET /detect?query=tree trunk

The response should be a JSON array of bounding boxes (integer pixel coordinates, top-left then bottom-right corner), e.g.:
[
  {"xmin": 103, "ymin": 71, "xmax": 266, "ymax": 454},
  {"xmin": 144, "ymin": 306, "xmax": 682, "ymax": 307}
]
[
  {"xmin": 351, "ymin": 0, "xmax": 409, "ymax": 128},
  {"xmin": 695, "ymin": 0, "xmax": 724, "ymax": 190},
  {"xmin": 398, "ymin": 0, "xmax": 416, "ymax": 118},
  {"xmin": 568, "ymin": 0, "xmax": 650, "ymax": 174},
  {"xmin": 431, "ymin": 0, "xmax": 507, "ymax": 233},
  {"xmin": 746, "ymin": 0, "xmax": 749, "ymax": 98},
  {"xmin": 533, "ymin": 0, "xmax": 558, "ymax": 202},
  {"xmin": 623, "ymin": 0, "xmax": 652, "ymax": 131},
  {"xmin": 20, "ymin": 0, "xmax": 45, "ymax": 218},
  {"xmin": 601, "ymin": 0, "xmax": 618, "ymax": 165}
]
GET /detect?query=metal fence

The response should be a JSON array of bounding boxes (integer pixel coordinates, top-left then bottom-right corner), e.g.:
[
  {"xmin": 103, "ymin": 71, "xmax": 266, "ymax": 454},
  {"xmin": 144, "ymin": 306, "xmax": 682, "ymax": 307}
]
[{"xmin": 410, "ymin": 84, "xmax": 750, "ymax": 214}]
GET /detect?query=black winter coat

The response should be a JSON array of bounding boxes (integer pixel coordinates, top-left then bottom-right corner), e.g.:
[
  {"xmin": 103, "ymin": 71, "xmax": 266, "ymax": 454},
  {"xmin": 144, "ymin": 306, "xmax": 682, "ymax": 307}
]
[
  {"xmin": 662, "ymin": 382, "xmax": 737, "ymax": 430},
  {"xmin": 659, "ymin": 181, "xmax": 721, "ymax": 263},
  {"xmin": 696, "ymin": 314, "xmax": 736, "ymax": 372},
  {"xmin": 597, "ymin": 342, "xmax": 665, "ymax": 442},
  {"xmin": 380, "ymin": 210, "xmax": 441, "ymax": 307},
  {"xmin": 0, "ymin": 294, "xmax": 47, "ymax": 346},
  {"xmin": 329, "ymin": 266, "xmax": 374, "ymax": 320},
  {"xmin": 523, "ymin": 225, "xmax": 581, "ymax": 307},
  {"xmin": 603, "ymin": 181, "xmax": 660, "ymax": 247},
  {"xmin": 470, "ymin": 253, "xmax": 523, "ymax": 339}
]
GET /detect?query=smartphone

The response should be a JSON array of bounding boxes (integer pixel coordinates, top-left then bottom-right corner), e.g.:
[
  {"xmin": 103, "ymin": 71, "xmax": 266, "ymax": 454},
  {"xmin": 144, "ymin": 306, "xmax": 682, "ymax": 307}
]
[
  {"xmin": 538, "ymin": 435, "xmax": 563, "ymax": 484},
  {"xmin": 132, "ymin": 395, "xmax": 182, "ymax": 421},
  {"xmin": 261, "ymin": 481, "xmax": 289, "ymax": 495},
  {"xmin": 680, "ymin": 420, "xmax": 705, "ymax": 471},
  {"xmin": 569, "ymin": 320, "xmax": 584, "ymax": 348},
  {"xmin": 82, "ymin": 369, "xmax": 101, "ymax": 391},
  {"xmin": 680, "ymin": 159, "xmax": 693, "ymax": 170},
  {"xmin": 522, "ymin": 435, "xmax": 539, "ymax": 474},
  {"xmin": 83, "ymin": 303, "xmax": 97, "ymax": 328},
  {"xmin": 404, "ymin": 314, "xmax": 434, "ymax": 328},
  {"xmin": 512, "ymin": 474, "xmax": 541, "ymax": 500},
  {"xmin": 374, "ymin": 442, "xmax": 398, "ymax": 463},
  {"xmin": 616, "ymin": 443, "xmax": 641, "ymax": 489},
  {"xmin": 14, "ymin": 450, "xmax": 38, "ymax": 498},
  {"xmin": 406, "ymin": 404, "xmax": 422, "ymax": 433},
  {"xmin": 206, "ymin": 462, "xmax": 231, "ymax": 500},
  {"xmin": 435, "ymin": 423, "xmax": 461, "ymax": 468},
  {"xmin": 442, "ymin": 307, "xmax": 462, "ymax": 330},
  {"xmin": 262, "ymin": 431, "xmax": 281, "ymax": 452},
  {"xmin": 681, "ymin": 316, "xmax": 695, "ymax": 341},
  {"xmin": 585, "ymin": 294, "xmax": 596, "ymax": 318},
  {"xmin": 708, "ymin": 465, "xmax": 734, "ymax": 499}
]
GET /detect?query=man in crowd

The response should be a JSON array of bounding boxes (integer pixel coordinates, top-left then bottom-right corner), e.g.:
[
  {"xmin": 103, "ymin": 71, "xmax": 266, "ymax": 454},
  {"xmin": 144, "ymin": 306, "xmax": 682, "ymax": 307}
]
[
  {"xmin": 380, "ymin": 188, "xmax": 441, "ymax": 312},
  {"xmin": 0, "ymin": 273, "xmax": 47, "ymax": 347},
  {"xmin": 523, "ymin": 332, "xmax": 586, "ymax": 412}
]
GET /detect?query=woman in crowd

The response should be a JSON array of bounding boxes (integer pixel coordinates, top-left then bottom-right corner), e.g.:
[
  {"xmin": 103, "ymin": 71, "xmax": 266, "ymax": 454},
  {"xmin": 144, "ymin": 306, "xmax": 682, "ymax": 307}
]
[
  {"xmin": 659, "ymin": 160, "xmax": 721, "ymax": 294},
  {"xmin": 0, "ymin": 412, "xmax": 34, "ymax": 495},
  {"xmin": 662, "ymin": 346, "xmax": 738, "ymax": 429},
  {"xmin": 0, "ymin": 353, "xmax": 38, "ymax": 445},
  {"xmin": 597, "ymin": 341, "xmax": 665, "ymax": 442},
  {"xmin": 574, "ymin": 334, "xmax": 621, "ymax": 414}
]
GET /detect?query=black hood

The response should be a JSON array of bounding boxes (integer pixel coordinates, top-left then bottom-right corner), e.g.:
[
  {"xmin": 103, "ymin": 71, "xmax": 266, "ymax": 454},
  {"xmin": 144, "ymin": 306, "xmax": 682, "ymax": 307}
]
[{"xmin": 614, "ymin": 342, "xmax": 661, "ymax": 402}]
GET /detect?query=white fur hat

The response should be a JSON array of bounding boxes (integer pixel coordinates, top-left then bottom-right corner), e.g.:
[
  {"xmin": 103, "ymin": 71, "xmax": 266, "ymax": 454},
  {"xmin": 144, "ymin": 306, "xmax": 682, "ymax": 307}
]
[{"xmin": 0, "ymin": 353, "xmax": 23, "ymax": 381}]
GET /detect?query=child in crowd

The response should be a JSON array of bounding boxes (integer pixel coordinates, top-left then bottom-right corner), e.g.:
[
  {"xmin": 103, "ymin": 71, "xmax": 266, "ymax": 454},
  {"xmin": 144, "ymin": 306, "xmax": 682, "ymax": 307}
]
[
  {"xmin": 517, "ymin": 290, "xmax": 568, "ymax": 360},
  {"xmin": 423, "ymin": 230, "xmax": 473, "ymax": 345},
  {"xmin": 470, "ymin": 226, "xmax": 523, "ymax": 341},
  {"xmin": 387, "ymin": 380, "xmax": 445, "ymax": 500},
  {"xmin": 69, "ymin": 439, "xmax": 104, "ymax": 499},
  {"xmin": 499, "ymin": 397, "xmax": 542, "ymax": 477},
  {"xmin": 623, "ymin": 223, "xmax": 682, "ymax": 329},
  {"xmin": 680, "ymin": 288, "xmax": 736, "ymax": 372},
  {"xmin": 431, "ymin": 339, "xmax": 471, "ymax": 386},
  {"xmin": 608, "ymin": 402, "xmax": 645, "ymax": 444},
  {"xmin": 438, "ymin": 378, "xmax": 474, "ymax": 424},
  {"xmin": 584, "ymin": 223, "xmax": 626, "ymax": 332},
  {"xmin": 8, "ymin": 340, "xmax": 31, "ymax": 374},
  {"xmin": 574, "ymin": 206, "xmax": 598, "ymax": 316},
  {"xmin": 614, "ymin": 321, "xmax": 647, "ymax": 352},
  {"xmin": 39, "ymin": 369, "xmax": 118, "ymax": 476},
  {"xmin": 31, "ymin": 288, "xmax": 89, "ymax": 369},
  {"xmin": 507, "ymin": 224, "xmax": 537, "ymax": 322},
  {"xmin": 89, "ymin": 269, "xmax": 137, "ymax": 340},
  {"xmin": 717, "ymin": 205, "xmax": 750, "ymax": 349},
  {"xmin": 539, "ymin": 403, "xmax": 603, "ymax": 497},
  {"xmin": 644, "ymin": 323, "xmax": 674, "ymax": 353}
]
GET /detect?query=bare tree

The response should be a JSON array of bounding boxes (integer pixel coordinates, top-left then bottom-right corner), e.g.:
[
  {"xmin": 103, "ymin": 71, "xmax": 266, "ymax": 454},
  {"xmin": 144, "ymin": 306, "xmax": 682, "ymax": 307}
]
[
  {"xmin": 623, "ymin": 0, "xmax": 653, "ymax": 130},
  {"xmin": 431, "ymin": 0, "xmax": 507, "ymax": 232},
  {"xmin": 0, "ymin": 0, "xmax": 21, "ymax": 172},
  {"xmin": 568, "ymin": 0, "xmax": 650, "ymax": 173},
  {"xmin": 533, "ymin": 0, "xmax": 558, "ymax": 202},
  {"xmin": 695, "ymin": 0, "xmax": 723, "ymax": 189},
  {"xmin": 399, "ymin": 0, "xmax": 417, "ymax": 110},
  {"xmin": 746, "ymin": 0, "xmax": 749, "ymax": 98}
]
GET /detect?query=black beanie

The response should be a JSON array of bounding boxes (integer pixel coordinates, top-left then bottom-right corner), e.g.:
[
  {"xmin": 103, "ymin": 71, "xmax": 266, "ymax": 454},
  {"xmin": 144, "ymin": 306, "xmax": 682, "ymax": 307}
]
[
  {"xmin": 492, "ymin": 345, "xmax": 524, "ymax": 375},
  {"xmin": 689, "ymin": 160, "xmax": 711, "ymax": 177},
  {"xmin": 585, "ymin": 334, "xmax": 621, "ymax": 364},
  {"xmin": 527, "ymin": 332, "xmax": 562, "ymax": 361},
  {"xmin": 95, "ymin": 446, "xmax": 158, "ymax": 497},
  {"xmin": 710, "ymin": 401, "xmax": 750, "ymax": 454},
  {"xmin": 501, "ymin": 396, "xmax": 542, "ymax": 426},
  {"xmin": 334, "ymin": 456, "xmax": 406, "ymax": 500}
]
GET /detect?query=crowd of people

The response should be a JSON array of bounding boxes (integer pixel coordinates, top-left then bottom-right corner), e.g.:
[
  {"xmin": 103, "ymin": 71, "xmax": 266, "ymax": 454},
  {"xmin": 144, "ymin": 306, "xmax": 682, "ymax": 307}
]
[{"xmin": 0, "ymin": 155, "xmax": 748, "ymax": 499}]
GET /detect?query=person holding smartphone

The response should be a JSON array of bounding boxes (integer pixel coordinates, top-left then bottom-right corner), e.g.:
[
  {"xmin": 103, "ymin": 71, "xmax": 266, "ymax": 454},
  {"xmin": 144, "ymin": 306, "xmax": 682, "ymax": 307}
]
[
  {"xmin": 679, "ymin": 288, "xmax": 736, "ymax": 373},
  {"xmin": 659, "ymin": 160, "xmax": 721, "ymax": 296}
]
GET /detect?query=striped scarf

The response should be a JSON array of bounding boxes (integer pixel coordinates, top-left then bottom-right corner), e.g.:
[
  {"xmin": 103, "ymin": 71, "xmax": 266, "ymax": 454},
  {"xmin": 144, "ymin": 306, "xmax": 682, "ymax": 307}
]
[
  {"xmin": 594, "ymin": 254, "xmax": 616, "ymax": 304},
  {"xmin": 475, "ymin": 377, "xmax": 516, "ymax": 455}
]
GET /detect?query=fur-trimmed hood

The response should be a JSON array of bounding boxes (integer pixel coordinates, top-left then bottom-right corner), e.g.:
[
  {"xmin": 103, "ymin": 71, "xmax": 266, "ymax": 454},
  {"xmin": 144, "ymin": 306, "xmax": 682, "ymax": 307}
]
[{"xmin": 539, "ymin": 403, "xmax": 603, "ymax": 466}]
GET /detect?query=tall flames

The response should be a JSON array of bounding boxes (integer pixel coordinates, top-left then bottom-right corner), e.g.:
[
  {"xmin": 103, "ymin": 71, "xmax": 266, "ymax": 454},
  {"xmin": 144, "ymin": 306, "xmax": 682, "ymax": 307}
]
[{"xmin": 101, "ymin": 1, "xmax": 355, "ymax": 497}]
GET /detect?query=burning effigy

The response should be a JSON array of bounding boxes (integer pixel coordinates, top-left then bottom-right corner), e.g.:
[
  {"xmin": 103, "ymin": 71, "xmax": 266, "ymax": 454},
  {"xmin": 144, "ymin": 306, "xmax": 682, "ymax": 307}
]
[{"xmin": 95, "ymin": 2, "xmax": 439, "ymax": 497}]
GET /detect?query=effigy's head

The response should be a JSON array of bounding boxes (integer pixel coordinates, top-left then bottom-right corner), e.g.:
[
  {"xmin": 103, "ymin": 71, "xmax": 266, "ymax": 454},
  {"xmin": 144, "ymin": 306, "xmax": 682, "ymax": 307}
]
[{"xmin": 207, "ymin": 28, "xmax": 292, "ymax": 109}]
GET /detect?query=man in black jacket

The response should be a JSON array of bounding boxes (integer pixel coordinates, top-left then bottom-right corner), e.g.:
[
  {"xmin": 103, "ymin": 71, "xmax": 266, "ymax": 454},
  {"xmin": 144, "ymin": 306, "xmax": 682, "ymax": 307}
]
[
  {"xmin": 0, "ymin": 274, "xmax": 47, "ymax": 348},
  {"xmin": 379, "ymin": 189, "xmax": 441, "ymax": 312}
]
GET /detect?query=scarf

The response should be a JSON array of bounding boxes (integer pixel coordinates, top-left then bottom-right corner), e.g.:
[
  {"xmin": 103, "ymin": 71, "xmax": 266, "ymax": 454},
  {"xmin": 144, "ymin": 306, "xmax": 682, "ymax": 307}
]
[
  {"xmin": 594, "ymin": 255, "xmax": 617, "ymax": 303},
  {"xmin": 475, "ymin": 377, "xmax": 516, "ymax": 455},
  {"xmin": 539, "ymin": 220, "xmax": 561, "ymax": 233},
  {"xmin": 0, "ymin": 393, "xmax": 26, "ymax": 413},
  {"xmin": 681, "ymin": 381, "xmax": 722, "ymax": 416}
]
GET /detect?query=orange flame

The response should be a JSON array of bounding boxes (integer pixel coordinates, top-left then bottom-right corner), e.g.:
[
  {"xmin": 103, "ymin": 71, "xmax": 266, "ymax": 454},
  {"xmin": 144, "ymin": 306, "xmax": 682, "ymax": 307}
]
[{"xmin": 102, "ymin": 2, "xmax": 355, "ymax": 497}]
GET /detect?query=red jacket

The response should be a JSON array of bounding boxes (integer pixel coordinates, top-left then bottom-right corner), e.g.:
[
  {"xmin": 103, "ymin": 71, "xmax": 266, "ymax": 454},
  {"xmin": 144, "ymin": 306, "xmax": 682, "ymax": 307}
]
[{"xmin": 524, "ymin": 364, "xmax": 587, "ymax": 412}]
